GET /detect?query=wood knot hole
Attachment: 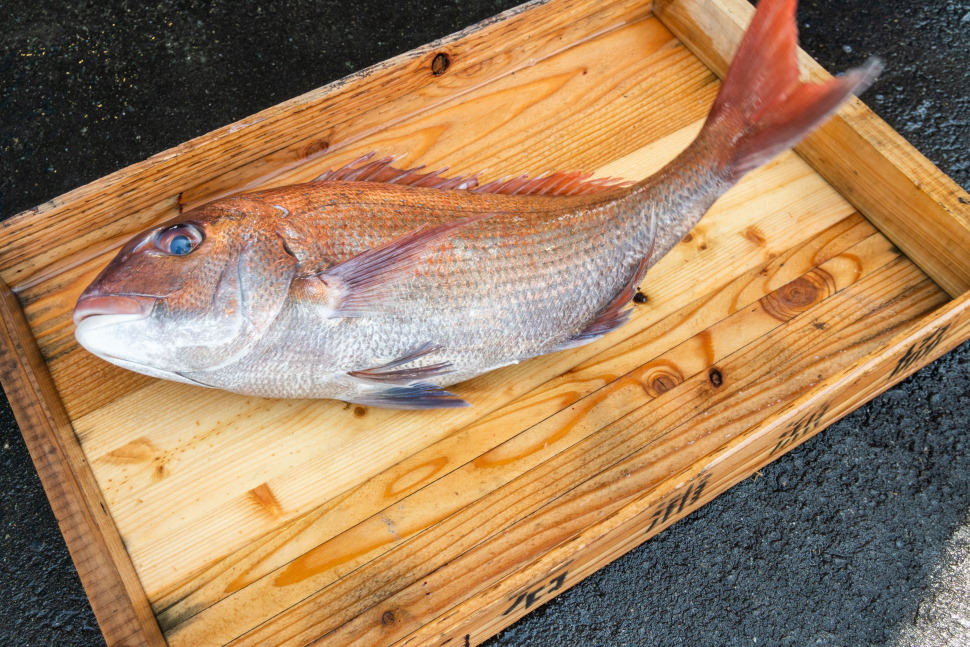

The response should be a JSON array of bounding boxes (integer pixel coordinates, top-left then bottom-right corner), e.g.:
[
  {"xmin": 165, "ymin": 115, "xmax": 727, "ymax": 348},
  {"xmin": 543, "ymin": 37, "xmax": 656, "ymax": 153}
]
[
  {"xmin": 650, "ymin": 374, "xmax": 677, "ymax": 395},
  {"xmin": 709, "ymin": 368, "xmax": 723, "ymax": 388},
  {"xmin": 354, "ymin": 406, "xmax": 367, "ymax": 418},
  {"xmin": 432, "ymin": 52, "xmax": 450, "ymax": 75},
  {"xmin": 381, "ymin": 610, "xmax": 396, "ymax": 625},
  {"xmin": 633, "ymin": 291, "xmax": 648, "ymax": 304}
]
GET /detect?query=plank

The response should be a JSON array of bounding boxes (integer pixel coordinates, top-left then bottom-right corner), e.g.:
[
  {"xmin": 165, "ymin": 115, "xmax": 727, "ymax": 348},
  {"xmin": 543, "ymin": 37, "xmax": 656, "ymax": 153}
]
[
  {"xmin": 420, "ymin": 288, "xmax": 969, "ymax": 647},
  {"xmin": 152, "ymin": 211, "xmax": 878, "ymax": 620},
  {"xmin": 653, "ymin": 0, "xmax": 970, "ymax": 297}
]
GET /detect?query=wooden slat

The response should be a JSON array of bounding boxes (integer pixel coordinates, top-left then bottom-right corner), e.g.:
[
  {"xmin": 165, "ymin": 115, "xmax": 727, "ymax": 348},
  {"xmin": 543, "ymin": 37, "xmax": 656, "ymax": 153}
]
[
  {"xmin": 153, "ymin": 212, "xmax": 879, "ymax": 624},
  {"xmin": 653, "ymin": 0, "xmax": 970, "ymax": 297},
  {"xmin": 0, "ymin": 281, "xmax": 166, "ymax": 647},
  {"xmin": 412, "ymin": 289, "xmax": 970, "ymax": 647}
]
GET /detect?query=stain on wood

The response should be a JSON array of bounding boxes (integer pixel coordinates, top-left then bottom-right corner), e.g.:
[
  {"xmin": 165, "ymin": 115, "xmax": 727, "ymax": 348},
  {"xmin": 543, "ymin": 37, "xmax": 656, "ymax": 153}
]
[
  {"xmin": 248, "ymin": 484, "xmax": 284, "ymax": 520},
  {"xmin": 744, "ymin": 225, "xmax": 767, "ymax": 246}
]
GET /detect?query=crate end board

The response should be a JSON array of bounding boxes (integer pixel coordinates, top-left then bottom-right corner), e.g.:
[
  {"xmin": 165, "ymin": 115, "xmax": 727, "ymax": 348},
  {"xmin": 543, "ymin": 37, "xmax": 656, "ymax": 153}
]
[{"xmin": 0, "ymin": 1, "xmax": 967, "ymax": 647}]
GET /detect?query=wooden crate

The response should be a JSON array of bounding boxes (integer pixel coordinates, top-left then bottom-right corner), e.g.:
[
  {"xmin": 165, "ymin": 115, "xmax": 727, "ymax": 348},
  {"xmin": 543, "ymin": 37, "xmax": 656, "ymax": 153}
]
[{"xmin": 1, "ymin": 0, "xmax": 968, "ymax": 645}]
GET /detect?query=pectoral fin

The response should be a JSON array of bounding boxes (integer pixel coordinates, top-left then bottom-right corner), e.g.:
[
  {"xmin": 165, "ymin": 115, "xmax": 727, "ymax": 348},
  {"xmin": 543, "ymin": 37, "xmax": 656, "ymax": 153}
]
[{"xmin": 293, "ymin": 212, "xmax": 492, "ymax": 318}]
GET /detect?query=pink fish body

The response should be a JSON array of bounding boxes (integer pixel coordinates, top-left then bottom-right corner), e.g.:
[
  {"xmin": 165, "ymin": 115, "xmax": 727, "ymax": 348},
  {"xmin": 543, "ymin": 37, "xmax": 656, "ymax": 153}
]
[{"xmin": 73, "ymin": 0, "xmax": 879, "ymax": 408}]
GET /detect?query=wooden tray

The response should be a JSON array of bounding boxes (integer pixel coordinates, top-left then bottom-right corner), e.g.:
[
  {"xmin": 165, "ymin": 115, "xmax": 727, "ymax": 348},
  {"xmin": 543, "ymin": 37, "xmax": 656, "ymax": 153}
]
[{"xmin": 2, "ymin": 0, "xmax": 969, "ymax": 645}]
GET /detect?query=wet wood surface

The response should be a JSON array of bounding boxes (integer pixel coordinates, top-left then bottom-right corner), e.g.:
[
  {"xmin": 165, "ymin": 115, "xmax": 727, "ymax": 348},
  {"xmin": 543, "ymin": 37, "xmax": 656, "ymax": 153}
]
[{"xmin": 0, "ymin": 0, "xmax": 967, "ymax": 645}]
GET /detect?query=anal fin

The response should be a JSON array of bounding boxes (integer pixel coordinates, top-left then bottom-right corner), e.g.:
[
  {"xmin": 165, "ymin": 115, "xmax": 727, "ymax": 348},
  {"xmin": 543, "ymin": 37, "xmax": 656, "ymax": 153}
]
[
  {"xmin": 347, "ymin": 344, "xmax": 467, "ymax": 409},
  {"xmin": 551, "ymin": 254, "xmax": 650, "ymax": 353}
]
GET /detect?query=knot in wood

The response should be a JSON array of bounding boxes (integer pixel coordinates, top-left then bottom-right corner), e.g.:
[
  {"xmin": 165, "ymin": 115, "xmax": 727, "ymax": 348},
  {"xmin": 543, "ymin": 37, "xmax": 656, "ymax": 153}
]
[
  {"xmin": 780, "ymin": 276, "xmax": 820, "ymax": 308},
  {"xmin": 708, "ymin": 367, "xmax": 723, "ymax": 388},
  {"xmin": 641, "ymin": 363, "xmax": 683, "ymax": 398},
  {"xmin": 381, "ymin": 610, "xmax": 396, "ymax": 625},
  {"xmin": 761, "ymin": 269, "xmax": 835, "ymax": 322},
  {"xmin": 743, "ymin": 226, "xmax": 767, "ymax": 246},
  {"xmin": 302, "ymin": 139, "xmax": 330, "ymax": 157},
  {"xmin": 432, "ymin": 52, "xmax": 451, "ymax": 75}
]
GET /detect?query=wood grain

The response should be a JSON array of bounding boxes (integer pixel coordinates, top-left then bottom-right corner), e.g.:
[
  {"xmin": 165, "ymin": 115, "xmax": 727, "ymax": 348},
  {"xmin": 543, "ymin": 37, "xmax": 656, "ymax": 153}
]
[
  {"xmin": 154, "ymin": 212, "xmax": 874, "ymax": 619},
  {"xmin": 415, "ymin": 291, "xmax": 970, "ymax": 647},
  {"xmin": 70, "ymin": 150, "xmax": 855, "ymax": 605},
  {"xmin": 215, "ymin": 254, "xmax": 945, "ymax": 647},
  {"xmin": 0, "ymin": 1, "xmax": 966, "ymax": 646}
]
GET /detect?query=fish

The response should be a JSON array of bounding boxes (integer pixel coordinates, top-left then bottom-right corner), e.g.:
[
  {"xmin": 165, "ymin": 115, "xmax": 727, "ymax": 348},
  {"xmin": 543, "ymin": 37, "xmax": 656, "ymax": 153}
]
[{"xmin": 73, "ymin": 0, "xmax": 881, "ymax": 409}]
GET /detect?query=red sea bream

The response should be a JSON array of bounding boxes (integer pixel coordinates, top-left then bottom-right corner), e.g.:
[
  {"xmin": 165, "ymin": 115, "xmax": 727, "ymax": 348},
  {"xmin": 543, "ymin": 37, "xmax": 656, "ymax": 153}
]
[{"xmin": 73, "ymin": 0, "xmax": 881, "ymax": 408}]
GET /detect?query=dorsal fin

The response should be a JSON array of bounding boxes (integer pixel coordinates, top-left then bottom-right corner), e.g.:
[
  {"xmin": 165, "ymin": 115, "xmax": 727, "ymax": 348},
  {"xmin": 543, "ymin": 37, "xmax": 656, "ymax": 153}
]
[
  {"xmin": 312, "ymin": 153, "xmax": 631, "ymax": 197},
  {"xmin": 473, "ymin": 171, "xmax": 632, "ymax": 196},
  {"xmin": 312, "ymin": 153, "xmax": 479, "ymax": 190}
]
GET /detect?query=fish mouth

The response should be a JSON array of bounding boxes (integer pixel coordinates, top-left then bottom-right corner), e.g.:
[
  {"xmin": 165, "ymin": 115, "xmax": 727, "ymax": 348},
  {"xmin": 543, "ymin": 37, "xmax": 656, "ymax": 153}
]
[{"xmin": 73, "ymin": 294, "xmax": 157, "ymax": 326}]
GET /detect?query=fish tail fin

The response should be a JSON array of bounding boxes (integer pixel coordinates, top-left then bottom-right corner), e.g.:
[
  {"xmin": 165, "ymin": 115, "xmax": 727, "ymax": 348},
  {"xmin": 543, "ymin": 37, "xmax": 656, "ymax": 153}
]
[{"xmin": 703, "ymin": 0, "xmax": 881, "ymax": 183}]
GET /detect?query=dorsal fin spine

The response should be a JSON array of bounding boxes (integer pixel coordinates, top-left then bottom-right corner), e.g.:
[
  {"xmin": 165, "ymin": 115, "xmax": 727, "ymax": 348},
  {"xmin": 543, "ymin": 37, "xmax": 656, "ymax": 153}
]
[{"xmin": 310, "ymin": 153, "xmax": 631, "ymax": 197}]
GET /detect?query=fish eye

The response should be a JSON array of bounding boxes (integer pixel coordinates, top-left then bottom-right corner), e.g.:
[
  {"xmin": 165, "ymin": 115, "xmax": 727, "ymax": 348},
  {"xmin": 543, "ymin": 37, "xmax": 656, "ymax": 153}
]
[{"xmin": 156, "ymin": 224, "xmax": 204, "ymax": 256}]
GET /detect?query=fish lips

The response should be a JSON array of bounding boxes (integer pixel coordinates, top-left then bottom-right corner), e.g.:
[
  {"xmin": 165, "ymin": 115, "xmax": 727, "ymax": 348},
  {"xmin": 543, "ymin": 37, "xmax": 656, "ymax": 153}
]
[
  {"xmin": 73, "ymin": 293, "xmax": 157, "ymax": 364},
  {"xmin": 72, "ymin": 293, "xmax": 211, "ymax": 389},
  {"xmin": 73, "ymin": 293, "xmax": 156, "ymax": 327}
]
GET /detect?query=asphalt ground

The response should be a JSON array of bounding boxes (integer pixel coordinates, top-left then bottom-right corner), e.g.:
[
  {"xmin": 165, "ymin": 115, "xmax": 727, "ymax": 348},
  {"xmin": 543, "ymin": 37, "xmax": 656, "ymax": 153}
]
[{"xmin": 1, "ymin": 1, "xmax": 968, "ymax": 645}]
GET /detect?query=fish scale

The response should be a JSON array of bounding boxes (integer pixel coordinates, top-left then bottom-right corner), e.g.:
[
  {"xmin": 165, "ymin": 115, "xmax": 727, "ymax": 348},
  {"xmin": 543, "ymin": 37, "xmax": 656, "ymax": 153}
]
[{"xmin": 72, "ymin": 0, "xmax": 881, "ymax": 408}]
